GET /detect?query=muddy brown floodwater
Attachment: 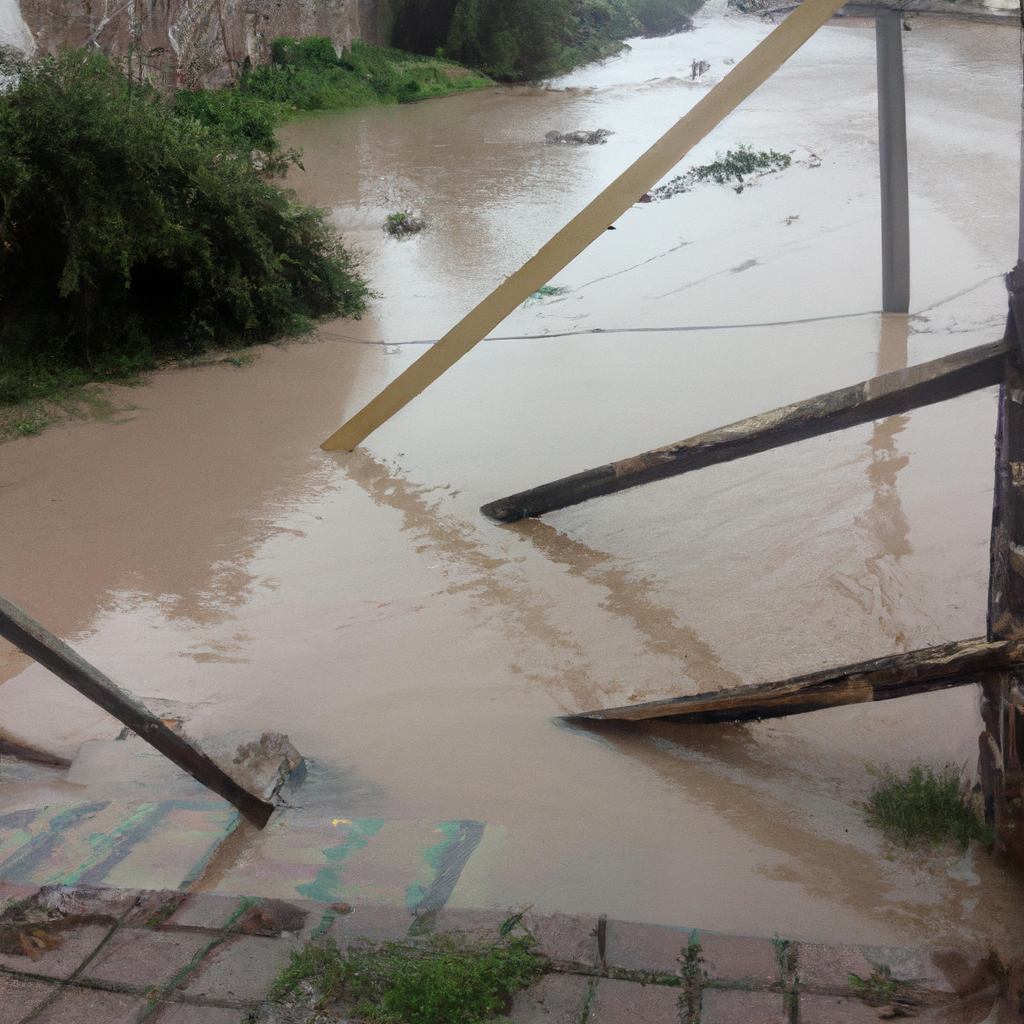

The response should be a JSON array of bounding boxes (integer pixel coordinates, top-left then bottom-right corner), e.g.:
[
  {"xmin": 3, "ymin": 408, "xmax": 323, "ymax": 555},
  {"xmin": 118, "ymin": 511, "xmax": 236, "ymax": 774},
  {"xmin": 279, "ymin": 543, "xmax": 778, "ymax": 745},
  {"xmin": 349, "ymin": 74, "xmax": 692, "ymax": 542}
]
[{"xmin": 3, "ymin": 3, "xmax": 1024, "ymax": 951}]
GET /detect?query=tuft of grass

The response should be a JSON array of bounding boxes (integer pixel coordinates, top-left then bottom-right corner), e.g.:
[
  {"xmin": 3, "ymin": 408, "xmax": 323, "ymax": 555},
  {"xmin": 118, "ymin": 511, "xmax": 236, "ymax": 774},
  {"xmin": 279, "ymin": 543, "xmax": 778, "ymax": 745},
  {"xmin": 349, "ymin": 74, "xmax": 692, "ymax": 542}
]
[
  {"xmin": 848, "ymin": 968, "xmax": 899, "ymax": 1006},
  {"xmin": 653, "ymin": 145, "xmax": 792, "ymax": 199},
  {"xmin": 268, "ymin": 921, "xmax": 544, "ymax": 1024},
  {"xmin": 863, "ymin": 763, "xmax": 992, "ymax": 851},
  {"xmin": 678, "ymin": 930, "xmax": 707, "ymax": 1024}
]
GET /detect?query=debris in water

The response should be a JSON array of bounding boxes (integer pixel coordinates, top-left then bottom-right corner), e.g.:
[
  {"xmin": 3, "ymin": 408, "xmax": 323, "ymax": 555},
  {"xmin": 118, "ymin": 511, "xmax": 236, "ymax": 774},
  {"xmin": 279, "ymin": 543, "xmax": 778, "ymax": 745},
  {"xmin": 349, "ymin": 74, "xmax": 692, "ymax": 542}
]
[
  {"xmin": 690, "ymin": 59, "xmax": 710, "ymax": 80},
  {"xmin": 385, "ymin": 211, "xmax": 427, "ymax": 236},
  {"xmin": 544, "ymin": 129, "xmax": 613, "ymax": 145}
]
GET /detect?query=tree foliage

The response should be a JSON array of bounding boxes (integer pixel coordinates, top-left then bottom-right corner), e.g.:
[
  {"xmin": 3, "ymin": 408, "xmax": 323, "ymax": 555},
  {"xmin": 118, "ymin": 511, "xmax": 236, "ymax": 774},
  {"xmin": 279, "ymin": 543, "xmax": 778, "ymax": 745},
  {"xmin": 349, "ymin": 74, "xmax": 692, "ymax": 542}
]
[
  {"xmin": 389, "ymin": 0, "xmax": 703, "ymax": 80},
  {"xmin": 0, "ymin": 50, "xmax": 368, "ymax": 404}
]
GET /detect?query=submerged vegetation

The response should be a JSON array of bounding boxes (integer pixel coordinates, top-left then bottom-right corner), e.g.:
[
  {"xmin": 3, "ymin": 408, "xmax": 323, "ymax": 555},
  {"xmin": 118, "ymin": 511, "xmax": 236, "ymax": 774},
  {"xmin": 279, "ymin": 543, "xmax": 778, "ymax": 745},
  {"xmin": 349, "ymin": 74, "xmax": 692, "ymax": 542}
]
[
  {"xmin": 652, "ymin": 145, "xmax": 792, "ymax": 198},
  {"xmin": 259, "ymin": 923, "xmax": 544, "ymax": 1023},
  {"xmin": 863, "ymin": 763, "xmax": 992, "ymax": 851},
  {"xmin": 389, "ymin": 0, "xmax": 706, "ymax": 81},
  {"xmin": 0, "ymin": 49, "xmax": 369, "ymax": 409}
]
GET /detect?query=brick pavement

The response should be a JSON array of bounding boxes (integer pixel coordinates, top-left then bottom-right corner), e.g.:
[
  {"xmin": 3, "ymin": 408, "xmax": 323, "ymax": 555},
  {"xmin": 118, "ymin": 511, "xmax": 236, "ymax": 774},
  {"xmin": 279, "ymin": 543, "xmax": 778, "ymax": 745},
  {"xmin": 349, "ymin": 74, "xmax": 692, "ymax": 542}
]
[{"xmin": 0, "ymin": 882, "xmax": 1019, "ymax": 1023}]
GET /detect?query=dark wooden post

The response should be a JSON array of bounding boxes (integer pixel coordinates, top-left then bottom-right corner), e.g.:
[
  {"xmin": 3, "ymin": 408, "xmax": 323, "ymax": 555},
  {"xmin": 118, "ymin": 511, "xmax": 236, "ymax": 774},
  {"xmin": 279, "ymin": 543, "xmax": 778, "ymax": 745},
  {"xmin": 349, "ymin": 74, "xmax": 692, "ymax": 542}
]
[
  {"xmin": 986, "ymin": 354, "xmax": 1024, "ymax": 860},
  {"xmin": 876, "ymin": 10, "xmax": 910, "ymax": 314}
]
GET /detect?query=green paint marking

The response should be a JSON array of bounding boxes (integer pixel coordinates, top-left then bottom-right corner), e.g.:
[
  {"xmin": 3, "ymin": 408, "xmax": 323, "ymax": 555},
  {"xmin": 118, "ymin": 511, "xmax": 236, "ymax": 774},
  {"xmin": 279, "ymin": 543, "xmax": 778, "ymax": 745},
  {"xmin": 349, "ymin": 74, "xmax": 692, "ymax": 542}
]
[
  {"xmin": 49, "ymin": 803, "xmax": 158, "ymax": 885},
  {"xmin": 405, "ymin": 821, "xmax": 464, "ymax": 909},
  {"xmin": 310, "ymin": 909, "xmax": 335, "ymax": 941},
  {"xmin": 295, "ymin": 818, "xmax": 386, "ymax": 901}
]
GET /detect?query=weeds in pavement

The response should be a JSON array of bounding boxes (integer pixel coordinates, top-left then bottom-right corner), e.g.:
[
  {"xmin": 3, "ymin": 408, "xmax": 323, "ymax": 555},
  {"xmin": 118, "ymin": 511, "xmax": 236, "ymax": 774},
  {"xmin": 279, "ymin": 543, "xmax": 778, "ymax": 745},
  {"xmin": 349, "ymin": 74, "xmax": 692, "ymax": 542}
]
[{"xmin": 267, "ymin": 919, "xmax": 544, "ymax": 1023}]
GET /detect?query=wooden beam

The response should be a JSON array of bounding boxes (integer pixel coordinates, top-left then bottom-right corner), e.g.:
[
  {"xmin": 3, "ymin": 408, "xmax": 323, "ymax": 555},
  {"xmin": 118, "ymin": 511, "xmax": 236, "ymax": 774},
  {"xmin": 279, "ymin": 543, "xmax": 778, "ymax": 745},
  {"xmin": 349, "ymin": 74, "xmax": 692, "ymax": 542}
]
[
  {"xmin": 983, "ymin": 353, "xmax": 1024, "ymax": 857},
  {"xmin": 482, "ymin": 339, "xmax": 1009, "ymax": 523},
  {"xmin": 0, "ymin": 596, "xmax": 275, "ymax": 828},
  {"xmin": 569, "ymin": 637, "xmax": 1024, "ymax": 725}
]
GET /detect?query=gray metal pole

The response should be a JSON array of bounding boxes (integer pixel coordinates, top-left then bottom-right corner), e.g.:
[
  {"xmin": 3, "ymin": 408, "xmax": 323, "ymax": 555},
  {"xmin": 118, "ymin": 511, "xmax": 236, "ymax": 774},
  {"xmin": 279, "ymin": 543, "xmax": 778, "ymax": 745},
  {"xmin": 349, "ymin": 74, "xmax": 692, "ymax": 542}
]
[{"xmin": 876, "ymin": 10, "xmax": 910, "ymax": 314}]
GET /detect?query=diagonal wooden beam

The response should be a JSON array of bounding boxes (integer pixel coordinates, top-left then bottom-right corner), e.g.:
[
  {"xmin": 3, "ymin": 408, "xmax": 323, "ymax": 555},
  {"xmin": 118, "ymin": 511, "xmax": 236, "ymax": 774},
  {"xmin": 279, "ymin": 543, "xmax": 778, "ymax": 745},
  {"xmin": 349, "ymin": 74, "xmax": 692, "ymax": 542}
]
[
  {"xmin": 569, "ymin": 637, "xmax": 1024, "ymax": 725},
  {"xmin": 482, "ymin": 338, "xmax": 1010, "ymax": 523}
]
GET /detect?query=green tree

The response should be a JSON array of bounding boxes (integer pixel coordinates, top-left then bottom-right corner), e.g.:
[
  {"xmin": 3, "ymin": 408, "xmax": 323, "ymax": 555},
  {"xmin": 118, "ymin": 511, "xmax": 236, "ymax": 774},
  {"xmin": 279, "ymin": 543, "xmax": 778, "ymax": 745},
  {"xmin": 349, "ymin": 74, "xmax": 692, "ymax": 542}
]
[{"xmin": 0, "ymin": 50, "xmax": 367, "ymax": 403}]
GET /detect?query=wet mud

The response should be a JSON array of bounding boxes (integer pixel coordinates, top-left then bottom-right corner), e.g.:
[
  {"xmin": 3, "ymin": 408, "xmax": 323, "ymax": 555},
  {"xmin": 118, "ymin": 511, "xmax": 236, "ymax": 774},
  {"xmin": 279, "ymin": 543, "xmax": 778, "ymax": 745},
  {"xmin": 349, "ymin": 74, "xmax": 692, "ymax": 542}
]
[{"xmin": 2, "ymin": 5, "xmax": 1024, "ymax": 951}]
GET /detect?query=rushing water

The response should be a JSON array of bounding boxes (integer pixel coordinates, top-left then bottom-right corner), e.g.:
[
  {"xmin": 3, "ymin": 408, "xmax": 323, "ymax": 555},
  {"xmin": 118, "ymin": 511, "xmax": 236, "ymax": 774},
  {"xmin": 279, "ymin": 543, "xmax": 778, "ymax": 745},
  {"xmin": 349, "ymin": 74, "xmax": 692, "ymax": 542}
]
[{"xmin": 2, "ymin": 4, "xmax": 1023, "ymax": 949}]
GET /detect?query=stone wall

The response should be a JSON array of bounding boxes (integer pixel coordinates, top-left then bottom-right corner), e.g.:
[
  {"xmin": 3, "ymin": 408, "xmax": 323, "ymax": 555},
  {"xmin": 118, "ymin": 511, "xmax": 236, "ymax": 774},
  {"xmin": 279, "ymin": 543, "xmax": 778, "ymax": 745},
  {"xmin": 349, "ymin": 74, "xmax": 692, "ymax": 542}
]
[{"xmin": 3, "ymin": 0, "xmax": 384, "ymax": 86}]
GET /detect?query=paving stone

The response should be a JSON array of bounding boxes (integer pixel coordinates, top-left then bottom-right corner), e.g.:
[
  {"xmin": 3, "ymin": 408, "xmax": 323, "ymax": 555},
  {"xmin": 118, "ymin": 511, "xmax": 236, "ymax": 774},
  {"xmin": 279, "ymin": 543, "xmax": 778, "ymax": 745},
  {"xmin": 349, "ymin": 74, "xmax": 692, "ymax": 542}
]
[
  {"xmin": 860, "ymin": 946, "xmax": 958, "ymax": 994},
  {"xmin": 0, "ymin": 923, "xmax": 112, "ymax": 981},
  {"xmin": 507, "ymin": 973, "xmax": 592, "ymax": 1023},
  {"xmin": 0, "ymin": 972, "xmax": 57, "ymax": 1024},
  {"xmin": 798, "ymin": 944, "xmax": 877, "ymax": 994},
  {"xmin": 228, "ymin": 900, "xmax": 305, "ymax": 939},
  {"xmin": 524, "ymin": 912, "xmax": 599, "ymax": 967},
  {"xmin": 700, "ymin": 987, "xmax": 787, "ymax": 1023},
  {"xmin": 588, "ymin": 977, "xmax": 681, "ymax": 1022},
  {"xmin": 29, "ymin": 986, "xmax": 147, "ymax": 1024},
  {"xmin": 324, "ymin": 903, "xmax": 418, "ymax": 947},
  {"xmin": 82, "ymin": 927, "xmax": 210, "ymax": 988},
  {"xmin": 165, "ymin": 893, "xmax": 242, "ymax": 931},
  {"xmin": 175, "ymin": 934, "xmax": 301, "ymax": 1004},
  {"xmin": 700, "ymin": 932, "xmax": 780, "ymax": 988},
  {"xmin": 150, "ymin": 1001, "xmax": 244, "ymax": 1023},
  {"xmin": 416, "ymin": 906, "xmax": 518, "ymax": 941},
  {"xmin": 799, "ymin": 992, "xmax": 885, "ymax": 1023},
  {"xmin": 604, "ymin": 919, "xmax": 688, "ymax": 976},
  {"xmin": 42, "ymin": 885, "xmax": 144, "ymax": 922},
  {"xmin": 119, "ymin": 890, "xmax": 188, "ymax": 929}
]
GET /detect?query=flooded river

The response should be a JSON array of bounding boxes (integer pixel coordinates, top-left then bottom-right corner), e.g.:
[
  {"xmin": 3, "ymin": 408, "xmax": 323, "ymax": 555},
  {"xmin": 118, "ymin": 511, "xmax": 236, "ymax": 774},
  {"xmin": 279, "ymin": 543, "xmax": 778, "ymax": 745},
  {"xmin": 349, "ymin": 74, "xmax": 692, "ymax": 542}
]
[{"xmin": 3, "ymin": 2, "xmax": 1024, "ymax": 950}]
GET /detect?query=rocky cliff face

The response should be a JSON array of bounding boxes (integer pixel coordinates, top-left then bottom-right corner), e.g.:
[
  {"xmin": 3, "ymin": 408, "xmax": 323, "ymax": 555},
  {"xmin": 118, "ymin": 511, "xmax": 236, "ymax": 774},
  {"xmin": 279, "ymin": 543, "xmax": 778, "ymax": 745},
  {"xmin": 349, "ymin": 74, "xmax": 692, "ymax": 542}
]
[{"xmin": 3, "ymin": 0, "xmax": 384, "ymax": 86}]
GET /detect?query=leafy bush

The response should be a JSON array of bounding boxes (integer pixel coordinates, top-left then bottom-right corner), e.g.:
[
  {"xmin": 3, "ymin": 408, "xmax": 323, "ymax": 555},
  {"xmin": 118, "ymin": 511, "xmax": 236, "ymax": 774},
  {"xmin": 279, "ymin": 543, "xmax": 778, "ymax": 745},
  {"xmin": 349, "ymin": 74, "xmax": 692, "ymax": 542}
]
[
  {"xmin": 0, "ymin": 50, "xmax": 368, "ymax": 405},
  {"xmin": 864, "ymin": 763, "xmax": 992, "ymax": 850}
]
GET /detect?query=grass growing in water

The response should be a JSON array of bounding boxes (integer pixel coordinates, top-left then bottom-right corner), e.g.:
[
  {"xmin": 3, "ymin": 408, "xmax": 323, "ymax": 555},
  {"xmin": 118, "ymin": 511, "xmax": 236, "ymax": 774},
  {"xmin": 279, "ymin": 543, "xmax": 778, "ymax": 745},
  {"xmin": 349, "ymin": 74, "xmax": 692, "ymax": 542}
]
[
  {"xmin": 652, "ymin": 145, "xmax": 792, "ymax": 198},
  {"xmin": 264, "ymin": 923, "xmax": 544, "ymax": 1023},
  {"xmin": 863, "ymin": 763, "xmax": 992, "ymax": 850}
]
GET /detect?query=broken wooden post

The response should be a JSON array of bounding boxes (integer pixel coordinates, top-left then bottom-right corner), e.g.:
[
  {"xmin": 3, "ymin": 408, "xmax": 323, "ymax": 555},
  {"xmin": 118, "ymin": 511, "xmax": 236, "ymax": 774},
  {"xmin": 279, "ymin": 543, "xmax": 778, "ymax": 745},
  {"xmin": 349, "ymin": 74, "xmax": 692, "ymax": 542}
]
[
  {"xmin": 985, "ymin": 351, "xmax": 1024, "ymax": 859},
  {"xmin": 876, "ymin": 9, "xmax": 910, "ymax": 313},
  {"xmin": 482, "ymin": 338, "xmax": 1009, "ymax": 523},
  {"xmin": 0, "ymin": 596, "xmax": 276, "ymax": 828},
  {"xmin": 568, "ymin": 637, "xmax": 1024, "ymax": 725}
]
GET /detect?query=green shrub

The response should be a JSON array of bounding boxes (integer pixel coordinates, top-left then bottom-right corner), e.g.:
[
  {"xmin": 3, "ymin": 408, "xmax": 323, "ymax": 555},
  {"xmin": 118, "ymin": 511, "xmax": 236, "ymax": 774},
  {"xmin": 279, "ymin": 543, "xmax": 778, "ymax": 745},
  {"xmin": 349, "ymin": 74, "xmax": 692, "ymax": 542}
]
[
  {"xmin": 0, "ymin": 50, "xmax": 368, "ymax": 404},
  {"xmin": 863, "ymin": 763, "xmax": 992, "ymax": 850}
]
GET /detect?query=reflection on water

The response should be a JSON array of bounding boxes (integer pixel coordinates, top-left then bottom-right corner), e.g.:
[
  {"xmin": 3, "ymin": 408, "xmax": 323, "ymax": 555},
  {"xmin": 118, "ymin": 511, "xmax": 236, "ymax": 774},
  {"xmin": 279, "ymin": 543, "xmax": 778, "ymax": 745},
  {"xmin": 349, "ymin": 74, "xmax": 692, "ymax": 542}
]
[{"xmin": 831, "ymin": 315, "xmax": 914, "ymax": 647}]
